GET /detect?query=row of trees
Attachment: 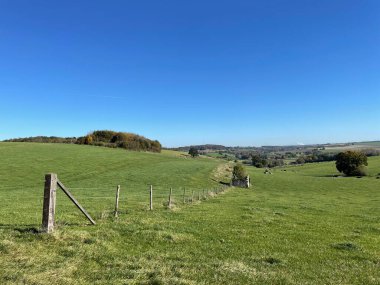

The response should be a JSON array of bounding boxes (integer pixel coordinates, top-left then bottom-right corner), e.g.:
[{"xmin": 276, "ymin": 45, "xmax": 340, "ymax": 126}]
[
  {"xmin": 4, "ymin": 130, "xmax": 162, "ymax": 153},
  {"xmin": 294, "ymin": 152, "xmax": 336, "ymax": 165},
  {"xmin": 4, "ymin": 136, "xmax": 77, "ymax": 144}
]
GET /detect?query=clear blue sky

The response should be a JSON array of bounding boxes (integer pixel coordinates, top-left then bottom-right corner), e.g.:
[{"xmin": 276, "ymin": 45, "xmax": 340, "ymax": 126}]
[{"xmin": 0, "ymin": 0, "xmax": 379, "ymax": 147}]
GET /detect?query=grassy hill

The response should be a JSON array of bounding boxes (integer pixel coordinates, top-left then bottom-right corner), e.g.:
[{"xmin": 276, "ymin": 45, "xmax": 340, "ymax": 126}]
[{"xmin": 0, "ymin": 143, "xmax": 379, "ymax": 284}]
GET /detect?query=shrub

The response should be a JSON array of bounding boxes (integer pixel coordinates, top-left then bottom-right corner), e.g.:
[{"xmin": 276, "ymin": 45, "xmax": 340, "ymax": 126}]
[
  {"xmin": 336, "ymin": 151, "xmax": 368, "ymax": 176},
  {"xmin": 84, "ymin": 135, "xmax": 93, "ymax": 145},
  {"xmin": 232, "ymin": 164, "xmax": 247, "ymax": 180},
  {"xmin": 188, "ymin": 147, "xmax": 199, "ymax": 157}
]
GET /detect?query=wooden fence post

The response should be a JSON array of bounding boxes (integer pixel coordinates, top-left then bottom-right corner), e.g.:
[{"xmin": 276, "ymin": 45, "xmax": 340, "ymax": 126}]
[
  {"xmin": 183, "ymin": 187, "xmax": 186, "ymax": 204},
  {"xmin": 114, "ymin": 185, "xmax": 120, "ymax": 217},
  {"xmin": 42, "ymin": 173, "xmax": 58, "ymax": 233},
  {"xmin": 191, "ymin": 190, "xmax": 194, "ymax": 203},
  {"xmin": 150, "ymin": 185, "xmax": 153, "ymax": 210},
  {"xmin": 168, "ymin": 187, "xmax": 173, "ymax": 208}
]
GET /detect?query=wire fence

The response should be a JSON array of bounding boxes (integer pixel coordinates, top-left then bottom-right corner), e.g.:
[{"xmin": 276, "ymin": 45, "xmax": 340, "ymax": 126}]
[{"xmin": 0, "ymin": 177, "xmax": 231, "ymax": 229}]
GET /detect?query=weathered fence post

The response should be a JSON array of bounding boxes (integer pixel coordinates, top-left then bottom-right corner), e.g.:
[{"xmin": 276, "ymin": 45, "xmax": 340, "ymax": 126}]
[
  {"xmin": 42, "ymin": 173, "xmax": 58, "ymax": 233},
  {"xmin": 150, "ymin": 185, "xmax": 153, "ymax": 210},
  {"xmin": 114, "ymin": 185, "xmax": 120, "ymax": 217},
  {"xmin": 183, "ymin": 187, "xmax": 186, "ymax": 204},
  {"xmin": 191, "ymin": 190, "xmax": 194, "ymax": 203},
  {"xmin": 168, "ymin": 187, "xmax": 173, "ymax": 208}
]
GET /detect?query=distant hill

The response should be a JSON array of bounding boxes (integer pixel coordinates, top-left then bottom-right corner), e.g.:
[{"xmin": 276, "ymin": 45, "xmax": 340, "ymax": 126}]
[
  {"xmin": 3, "ymin": 130, "xmax": 162, "ymax": 153},
  {"xmin": 171, "ymin": 141, "xmax": 380, "ymax": 153},
  {"xmin": 169, "ymin": 144, "xmax": 228, "ymax": 152}
]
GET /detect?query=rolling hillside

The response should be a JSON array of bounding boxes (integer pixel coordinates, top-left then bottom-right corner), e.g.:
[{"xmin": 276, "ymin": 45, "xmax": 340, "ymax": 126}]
[{"xmin": 0, "ymin": 143, "xmax": 379, "ymax": 284}]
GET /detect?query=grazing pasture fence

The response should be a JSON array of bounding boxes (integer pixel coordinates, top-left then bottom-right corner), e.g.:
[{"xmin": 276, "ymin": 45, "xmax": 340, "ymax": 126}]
[{"xmin": 0, "ymin": 173, "xmax": 231, "ymax": 233}]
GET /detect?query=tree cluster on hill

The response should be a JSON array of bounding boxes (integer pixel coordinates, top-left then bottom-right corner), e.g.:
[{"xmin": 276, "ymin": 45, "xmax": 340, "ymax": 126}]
[
  {"xmin": 76, "ymin": 130, "xmax": 161, "ymax": 152},
  {"xmin": 4, "ymin": 130, "xmax": 162, "ymax": 153}
]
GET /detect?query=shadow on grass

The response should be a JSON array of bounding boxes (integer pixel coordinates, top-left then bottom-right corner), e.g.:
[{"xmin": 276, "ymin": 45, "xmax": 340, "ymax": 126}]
[
  {"xmin": 331, "ymin": 242, "xmax": 359, "ymax": 251},
  {"xmin": 210, "ymin": 178, "xmax": 231, "ymax": 186},
  {"xmin": 0, "ymin": 224, "xmax": 41, "ymax": 234},
  {"xmin": 14, "ymin": 227, "xmax": 40, "ymax": 234},
  {"xmin": 312, "ymin": 174, "xmax": 343, "ymax": 178}
]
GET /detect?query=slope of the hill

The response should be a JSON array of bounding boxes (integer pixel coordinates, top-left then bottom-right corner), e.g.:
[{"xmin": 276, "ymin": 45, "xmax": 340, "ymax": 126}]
[{"xmin": 0, "ymin": 143, "xmax": 379, "ymax": 284}]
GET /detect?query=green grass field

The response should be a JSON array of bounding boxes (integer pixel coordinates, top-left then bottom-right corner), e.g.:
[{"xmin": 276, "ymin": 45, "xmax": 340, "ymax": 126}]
[{"xmin": 0, "ymin": 143, "xmax": 379, "ymax": 284}]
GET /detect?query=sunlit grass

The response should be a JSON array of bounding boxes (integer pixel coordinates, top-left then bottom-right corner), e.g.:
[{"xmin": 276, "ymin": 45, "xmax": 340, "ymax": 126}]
[{"xmin": 0, "ymin": 143, "xmax": 379, "ymax": 284}]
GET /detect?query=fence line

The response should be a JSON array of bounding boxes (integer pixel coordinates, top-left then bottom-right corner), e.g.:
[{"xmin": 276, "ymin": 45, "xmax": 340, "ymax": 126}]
[{"xmin": 1, "ymin": 174, "xmax": 232, "ymax": 233}]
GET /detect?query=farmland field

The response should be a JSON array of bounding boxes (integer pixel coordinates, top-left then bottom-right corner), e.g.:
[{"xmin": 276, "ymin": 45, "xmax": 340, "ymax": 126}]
[
  {"xmin": 324, "ymin": 141, "xmax": 380, "ymax": 153},
  {"xmin": 0, "ymin": 143, "xmax": 379, "ymax": 284}
]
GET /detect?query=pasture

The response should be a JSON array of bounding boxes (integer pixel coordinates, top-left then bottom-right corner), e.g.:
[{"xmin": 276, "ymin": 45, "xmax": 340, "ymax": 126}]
[{"xmin": 0, "ymin": 143, "xmax": 379, "ymax": 284}]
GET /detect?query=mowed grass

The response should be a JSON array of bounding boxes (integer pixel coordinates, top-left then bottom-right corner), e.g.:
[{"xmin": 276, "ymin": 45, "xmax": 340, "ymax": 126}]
[{"xmin": 0, "ymin": 143, "xmax": 379, "ymax": 284}]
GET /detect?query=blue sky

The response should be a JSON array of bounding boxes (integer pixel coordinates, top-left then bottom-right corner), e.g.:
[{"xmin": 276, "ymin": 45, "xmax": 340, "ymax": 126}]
[{"xmin": 0, "ymin": 0, "xmax": 379, "ymax": 147}]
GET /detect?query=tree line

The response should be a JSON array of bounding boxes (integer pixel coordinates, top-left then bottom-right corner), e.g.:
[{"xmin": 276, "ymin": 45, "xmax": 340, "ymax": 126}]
[{"xmin": 4, "ymin": 130, "xmax": 162, "ymax": 153}]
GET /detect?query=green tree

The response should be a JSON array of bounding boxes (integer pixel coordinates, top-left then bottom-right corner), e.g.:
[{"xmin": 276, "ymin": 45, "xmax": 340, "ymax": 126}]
[
  {"xmin": 188, "ymin": 147, "xmax": 199, "ymax": 158},
  {"xmin": 251, "ymin": 153, "xmax": 267, "ymax": 168},
  {"xmin": 336, "ymin": 151, "xmax": 368, "ymax": 176},
  {"xmin": 232, "ymin": 164, "xmax": 247, "ymax": 180}
]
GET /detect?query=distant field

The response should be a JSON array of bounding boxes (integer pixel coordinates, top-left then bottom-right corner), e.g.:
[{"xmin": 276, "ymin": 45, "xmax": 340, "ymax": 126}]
[
  {"xmin": 359, "ymin": 141, "xmax": 380, "ymax": 147},
  {"xmin": 204, "ymin": 152, "xmax": 236, "ymax": 160},
  {"xmin": 0, "ymin": 143, "xmax": 379, "ymax": 284},
  {"xmin": 325, "ymin": 141, "xmax": 380, "ymax": 152}
]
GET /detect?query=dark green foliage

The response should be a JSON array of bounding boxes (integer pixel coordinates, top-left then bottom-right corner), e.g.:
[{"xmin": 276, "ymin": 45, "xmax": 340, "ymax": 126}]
[
  {"xmin": 188, "ymin": 147, "xmax": 199, "ymax": 157},
  {"xmin": 266, "ymin": 159, "xmax": 284, "ymax": 168},
  {"xmin": 350, "ymin": 165, "xmax": 368, "ymax": 177},
  {"xmin": 3, "ymin": 136, "xmax": 77, "ymax": 143},
  {"xmin": 295, "ymin": 152, "xmax": 336, "ymax": 165},
  {"xmin": 251, "ymin": 153, "xmax": 284, "ymax": 168},
  {"xmin": 232, "ymin": 163, "xmax": 247, "ymax": 180},
  {"xmin": 251, "ymin": 153, "xmax": 267, "ymax": 168},
  {"xmin": 91, "ymin": 130, "xmax": 117, "ymax": 142},
  {"xmin": 171, "ymin": 144, "xmax": 227, "ymax": 152},
  {"xmin": 296, "ymin": 156, "xmax": 306, "ymax": 165},
  {"xmin": 336, "ymin": 151, "xmax": 368, "ymax": 176}
]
